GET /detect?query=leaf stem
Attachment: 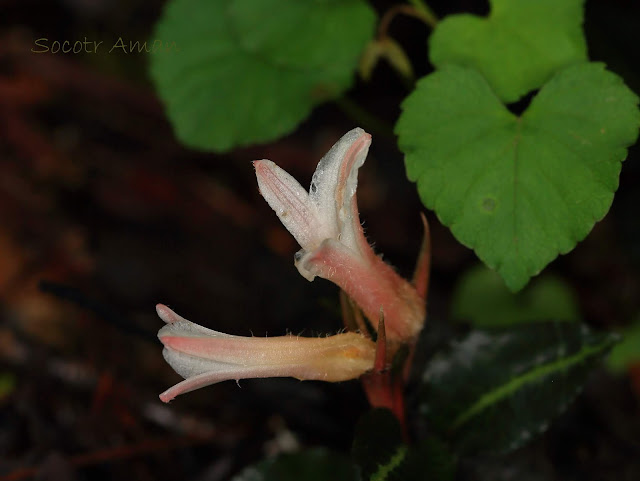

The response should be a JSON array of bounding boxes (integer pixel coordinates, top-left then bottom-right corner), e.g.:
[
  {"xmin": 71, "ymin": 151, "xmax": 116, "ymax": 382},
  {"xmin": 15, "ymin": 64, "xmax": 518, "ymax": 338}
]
[{"xmin": 408, "ymin": 0, "xmax": 439, "ymax": 28}]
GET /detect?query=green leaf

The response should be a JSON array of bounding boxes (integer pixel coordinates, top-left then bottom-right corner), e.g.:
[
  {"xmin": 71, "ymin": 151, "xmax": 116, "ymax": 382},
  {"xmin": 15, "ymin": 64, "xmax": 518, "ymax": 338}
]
[
  {"xmin": 396, "ymin": 63, "xmax": 640, "ymax": 290},
  {"xmin": 429, "ymin": 0, "xmax": 587, "ymax": 102},
  {"xmin": 150, "ymin": 0, "xmax": 376, "ymax": 152},
  {"xmin": 451, "ymin": 264, "xmax": 579, "ymax": 327},
  {"xmin": 418, "ymin": 322, "xmax": 618, "ymax": 455},
  {"xmin": 352, "ymin": 409, "xmax": 456, "ymax": 481},
  {"xmin": 231, "ymin": 449, "xmax": 357, "ymax": 481},
  {"xmin": 352, "ymin": 409, "xmax": 405, "ymax": 481},
  {"xmin": 607, "ymin": 316, "xmax": 640, "ymax": 373}
]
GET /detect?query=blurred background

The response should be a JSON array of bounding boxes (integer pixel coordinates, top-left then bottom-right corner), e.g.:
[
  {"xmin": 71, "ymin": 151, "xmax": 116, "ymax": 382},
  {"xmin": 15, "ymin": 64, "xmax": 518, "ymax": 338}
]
[{"xmin": 1, "ymin": 0, "xmax": 639, "ymax": 480}]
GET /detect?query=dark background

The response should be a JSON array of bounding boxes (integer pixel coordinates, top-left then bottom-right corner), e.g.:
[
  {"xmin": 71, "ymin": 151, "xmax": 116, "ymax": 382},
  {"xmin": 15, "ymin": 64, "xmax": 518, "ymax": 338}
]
[{"xmin": 1, "ymin": 0, "xmax": 639, "ymax": 479}]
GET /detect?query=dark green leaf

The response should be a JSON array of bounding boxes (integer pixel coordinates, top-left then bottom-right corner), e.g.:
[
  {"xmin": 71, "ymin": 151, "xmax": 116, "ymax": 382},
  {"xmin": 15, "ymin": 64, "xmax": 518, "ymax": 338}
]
[
  {"xmin": 392, "ymin": 437, "xmax": 456, "ymax": 481},
  {"xmin": 150, "ymin": 0, "xmax": 376, "ymax": 151},
  {"xmin": 429, "ymin": 0, "xmax": 587, "ymax": 102},
  {"xmin": 352, "ymin": 409, "xmax": 405, "ymax": 481},
  {"xmin": 451, "ymin": 264, "xmax": 579, "ymax": 327},
  {"xmin": 418, "ymin": 322, "xmax": 618, "ymax": 455},
  {"xmin": 352, "ymin": 409, "xmax": 456, "ymax": 481},
  {"xmin": 459, "ymin": 448, "xmax": 555, "ymax": 481},
  {"xmin": 231, "ymin": 449, "xmax": 357, "ymax": 481},
  {"xmin": 396, "ymin": 63, "xmax": 640, "ymax": 290}
]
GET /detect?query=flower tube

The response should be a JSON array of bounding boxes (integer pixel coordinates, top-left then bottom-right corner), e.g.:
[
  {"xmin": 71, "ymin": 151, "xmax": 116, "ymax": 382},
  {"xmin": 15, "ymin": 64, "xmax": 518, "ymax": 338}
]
[{"xmin": 156, "ymin": 304, "xmax": 375, "ymax": 402}]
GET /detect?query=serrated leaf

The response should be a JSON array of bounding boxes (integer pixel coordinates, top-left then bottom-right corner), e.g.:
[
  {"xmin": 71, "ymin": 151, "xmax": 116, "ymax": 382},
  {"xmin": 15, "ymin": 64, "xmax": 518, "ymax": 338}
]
[
  {"xmin": 231, "ymin": 449, "xmax": 357, "ymax": 481},
  {"xmin": 396, "ymin": 63, "xmax": 640, "ymax": 290},
  {"xmin": 451, "ymin": 264, "xmax": 579, "ymax": 327},
  {"xmin": 150, "ymin": 0, "xmax": 376, "ymax": 152},
  {"xmin": 429, "ymin": 0, "xmax": 587, "ymax": 102},
  {"xmin": 418, "ymin": 322, "xmax": 618, "ymax": 455}
]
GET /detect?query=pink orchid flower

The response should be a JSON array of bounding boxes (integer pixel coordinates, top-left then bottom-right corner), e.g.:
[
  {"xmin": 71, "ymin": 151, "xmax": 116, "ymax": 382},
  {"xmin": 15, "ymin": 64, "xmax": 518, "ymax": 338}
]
[
  {"xmin": 254, "ymin": 128, "xmax": 425, "ymax": 342},
  {"xmin": 157, "ymin": 304, "xmax": 375, "ymax": 402}
]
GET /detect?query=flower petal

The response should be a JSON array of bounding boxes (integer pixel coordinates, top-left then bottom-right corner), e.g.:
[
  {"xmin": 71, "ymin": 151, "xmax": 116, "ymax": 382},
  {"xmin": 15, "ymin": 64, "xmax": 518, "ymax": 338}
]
[
  {"xmin": 309, "ymin": 128, "xmax": 373, "ymax": 258},
  {"xmin": 159, "ymin": 364, "xmax": 307, "ymax": 403},
  {"xmin": 254, "ymin": 159, "xmax": 326, "ymax": 251}
]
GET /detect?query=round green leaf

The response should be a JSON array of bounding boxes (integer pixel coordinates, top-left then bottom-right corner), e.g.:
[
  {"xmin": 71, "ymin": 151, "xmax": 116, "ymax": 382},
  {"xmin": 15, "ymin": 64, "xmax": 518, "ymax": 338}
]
[
  {"xmin": 150, "ymin": 0, "xmax": 376, "ymax": 152},
  {"xmin": 418, "ymin": 322, "xmax": 618, "ymax": 455},
  {"xmin": 429, "ymin": 0, "xmax": 587, "ymax": 102},
  {"xmin": 396, "ymin": 63, "xmax": 640, "ymax": 291},
  {"xmin": 231, "ymin": 449, "xmax": 357, "ymax": 481},
  {"xmin": 451, "ymin": 264, "xmax": 579, "ymax": 327}
]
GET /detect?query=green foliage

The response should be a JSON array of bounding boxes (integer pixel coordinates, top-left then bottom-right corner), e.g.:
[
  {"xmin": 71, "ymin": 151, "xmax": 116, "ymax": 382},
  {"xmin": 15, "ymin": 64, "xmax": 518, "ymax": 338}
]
[
  {"xmin": 607, "ymin": 316, "xmax": 640, "ymax": 372},
  {"xmin": 417, "ymin": 322, "xmax": 618, "ymax": 455},
  {"xmin": 150, "ymin": 0, "xmax": 375, "ymax": 151},
  {"xmin": 429, "ymin": 0, "xmax": 587, "ymax": 102},
  {"xmin": 408, "ymin": 437, "xmax": 456, "ymax": 481},
  {"xmin": 451, "ymin": 264, "xmax": 579, "ymax": 327},
  {"xmin": 352, "ymin": 409, "xmax": 405, "ymax": 481},
  {"xmin": 396, "ymin": 63, "xmax": 640, "ymax": 290},
  {"xmin": 352, "ymin": 409, "xmax": 456, "ymax": 481},
  {"xmin": 231, "ymin": 449, "xmax": 357, "ymax": 481}
]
